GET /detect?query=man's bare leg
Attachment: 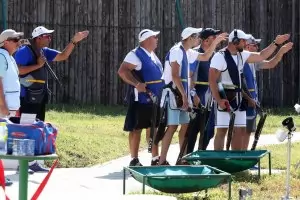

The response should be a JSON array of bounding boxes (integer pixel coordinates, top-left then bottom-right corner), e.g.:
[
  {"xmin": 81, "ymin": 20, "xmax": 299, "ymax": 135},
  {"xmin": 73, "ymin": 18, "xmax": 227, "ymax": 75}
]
[
  {"xmin": 214, "ymin": 128, "xmax": 228, "ymax": 150},
  {"xmin": 243, "ymin": 130, "xmax": 252, "ymax": 150},
  {"xmin": 145, "ymin": 128, "xmax": 159, "ymax": 158},
  {"xmin": 129, "ymin": 129, "xmax": 142, "ymax": 158},
  {"xmin": 159, "ymin": 125, "xmax": 178, "ymax": 164},
  {"xmin": 178, "ymin": 123, "xmax": 189, "ymax": 150},
  {"xmin": 231, "ymin": 127, "xmax": 247, "ymax": 150}
]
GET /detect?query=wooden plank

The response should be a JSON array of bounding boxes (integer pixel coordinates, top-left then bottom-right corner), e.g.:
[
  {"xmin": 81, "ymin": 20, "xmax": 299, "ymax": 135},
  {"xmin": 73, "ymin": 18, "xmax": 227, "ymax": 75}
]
[
  {"xmin": 111, "ymin": 0, "xmax": 119, "ymax": 105},
  {"xmin": 211, "ymin": 0, "xmax": 216, "ymax": 28},
  {"xmin": 81, "ymin": 0, "xmax": 90, "ymax": 104},
  {"xmin": 73, "ymin": 0, "xmax": 80, "ymax": 103},
  {"xmin": 96, "ymin": 0, "xmax": 103, "ymax": 103},
  {"xmin": 215, "ymin": 0, "xmax": 221, "ymax": 29},
  {"xmin": 89, "ymin": 0, "xmax": 97, "ymax": 103},
  {"xmin": 297, "ymin": 0, "xmax": 300, "ymax": 103}
]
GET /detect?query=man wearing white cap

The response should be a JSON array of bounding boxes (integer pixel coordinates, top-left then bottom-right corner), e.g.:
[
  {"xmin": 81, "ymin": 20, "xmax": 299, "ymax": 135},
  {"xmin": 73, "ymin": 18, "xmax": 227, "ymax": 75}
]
[
  {"xmin": 209, "ymin": 29, "xmax": 290, "ymax": 150},
  {"xmin": 242, "ymin": 35, "xmax": 293, "ymax": 150},
  {"xmin": 14, "ymin": 26, "xmax": 88, "ymax": 172},
  {"xmin": 118, "ymin": 29, "xmax": 164, "ymax": 166},
  {"xmin": 0, "ymin": 29, "xmax": 24, "ymax": 186},
  {"xmin": 158, "ymin": 27, "xmax": 227, "ymax": 165}
]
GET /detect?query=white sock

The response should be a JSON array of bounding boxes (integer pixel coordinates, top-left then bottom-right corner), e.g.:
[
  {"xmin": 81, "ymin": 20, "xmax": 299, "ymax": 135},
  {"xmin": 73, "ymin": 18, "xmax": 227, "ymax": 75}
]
[{"xmin": 152, "ymin": 156, "xmax": 159, "ymax": 161}]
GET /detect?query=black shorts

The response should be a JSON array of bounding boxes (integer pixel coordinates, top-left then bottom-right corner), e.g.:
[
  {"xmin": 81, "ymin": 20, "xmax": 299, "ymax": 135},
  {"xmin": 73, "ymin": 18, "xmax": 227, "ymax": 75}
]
[{"xmin": 123, "ymin": 102, "xmax": 160, "ymax": 132}]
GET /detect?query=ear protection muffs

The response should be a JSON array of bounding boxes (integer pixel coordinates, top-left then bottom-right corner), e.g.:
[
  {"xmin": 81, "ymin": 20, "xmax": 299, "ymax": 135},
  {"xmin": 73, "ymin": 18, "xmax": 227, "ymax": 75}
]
[{"xmin": 232, "ymin": 29, "xmax": 240, "ymax": 45}]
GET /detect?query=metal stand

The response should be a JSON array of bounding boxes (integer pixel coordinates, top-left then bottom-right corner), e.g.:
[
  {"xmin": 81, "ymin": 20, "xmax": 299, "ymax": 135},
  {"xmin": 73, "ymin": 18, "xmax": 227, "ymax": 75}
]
[{"xmin": 281, "ymin": 132, "xmax": 293, "ymax": 200}]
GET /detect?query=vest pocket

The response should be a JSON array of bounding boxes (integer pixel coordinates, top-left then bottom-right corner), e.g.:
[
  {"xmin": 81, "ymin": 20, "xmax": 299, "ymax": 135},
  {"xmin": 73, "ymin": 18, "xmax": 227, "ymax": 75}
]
[{"xmin": 25, "ymin": 88, "xmax": 45, "ymax": 104}]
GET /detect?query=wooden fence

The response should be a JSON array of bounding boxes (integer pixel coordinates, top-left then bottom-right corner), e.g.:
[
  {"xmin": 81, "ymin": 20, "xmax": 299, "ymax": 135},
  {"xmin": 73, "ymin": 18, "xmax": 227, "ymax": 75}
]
[{"xmin": 2, "ymin": 0, "xmax": 300, "ymax": 107}]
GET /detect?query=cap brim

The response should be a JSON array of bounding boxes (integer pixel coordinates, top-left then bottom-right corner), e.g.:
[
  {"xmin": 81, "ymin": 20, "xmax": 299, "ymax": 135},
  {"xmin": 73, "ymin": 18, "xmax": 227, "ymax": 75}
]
[
  {"xmin": 153, "ymin": 31, "xmax": 160, "ymax": 36},
  {"xmin": 195, "ymin": 28, "xmax": 203, "ymax": 33},
  {"xmin": 46, "ymin": 30, "xmax": 55, "ymax": 34},
  {"xmin": 14, "ymin": 32, "xmax": 24, "ymax": 37},
  {"xmin": 241, "ymin": 34, "xmax": 252, "ymax": 40},
  {"xmin": 255, "ymin": 39, "xmax": 261, "ymax": 43}
]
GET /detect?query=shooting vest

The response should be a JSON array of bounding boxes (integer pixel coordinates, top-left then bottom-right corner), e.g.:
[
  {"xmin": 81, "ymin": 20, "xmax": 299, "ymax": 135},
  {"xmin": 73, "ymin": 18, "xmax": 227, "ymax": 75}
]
[
  {"xmin": 134, "ymin": 47, "xmax": 164, "ymax": 104},
  {"xmin": 219, "ymin": 48, "xmax": 245, "ymax": 111},
  {"xmin": 193, "ymin": 47, "xmax": 212, "ymax": 105},
  {"xmin": 19, "ymin": 44, "xmax": 47, "ymax": 90},
  {"xmin": 0, "ymin": 48, "xmax": 20, "ymax": 110},
  {"xmin": 243, "ymin": 62, "xmax": 257, "ymax": 117},
  {"xmin": 165, "ymin": 45, "xmax": 189, "ymax": 96},
  {"xmin": 243, "ymin": 62, "xmax": 257, "ymax": 99}
]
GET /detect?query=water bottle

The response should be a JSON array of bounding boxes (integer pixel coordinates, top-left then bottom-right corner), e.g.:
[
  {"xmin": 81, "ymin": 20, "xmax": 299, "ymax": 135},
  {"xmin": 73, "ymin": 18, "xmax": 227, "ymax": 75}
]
[{"xmin": 0, "ymin": 122, "xmax": 7, "ymax": 154}]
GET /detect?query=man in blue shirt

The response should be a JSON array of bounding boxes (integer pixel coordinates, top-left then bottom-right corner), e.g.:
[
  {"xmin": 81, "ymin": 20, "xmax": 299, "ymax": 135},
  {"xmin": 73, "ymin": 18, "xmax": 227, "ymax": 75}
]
[{"xmin": 14, "ymin": 26, "xmax": 88, "ymax": 173}]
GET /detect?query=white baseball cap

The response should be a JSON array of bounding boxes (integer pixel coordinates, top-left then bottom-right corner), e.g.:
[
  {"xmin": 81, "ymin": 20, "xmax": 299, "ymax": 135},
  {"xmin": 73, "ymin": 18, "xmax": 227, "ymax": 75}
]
[
  {"xmin": 181, "ymin": 27, "xmax": 203, "ymax": 40},
  {"xmin": 138, "ymin": 29, "xmax": 160, "ymax": 43},
  {"xmin": 32, "ymin": 26, "xmax": 54, "ymax": 38},
  {"xmin": 0, "ymin": 29, "xmax": 24, "ymax": 47},
  {"xmin": 228, "ymin": 29, "xmax": 251, "ymax": 42},
  {"xmin": 247, "ymin": 34, "xmax": 262, "ymax": 44}
]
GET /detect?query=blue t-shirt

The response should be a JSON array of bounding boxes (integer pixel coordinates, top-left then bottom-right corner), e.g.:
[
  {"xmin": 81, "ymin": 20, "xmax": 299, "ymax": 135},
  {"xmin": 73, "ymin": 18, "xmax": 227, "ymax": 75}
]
[{"xmin": 14, "ymin": 46, "xmax": 60, "ymax": 97}]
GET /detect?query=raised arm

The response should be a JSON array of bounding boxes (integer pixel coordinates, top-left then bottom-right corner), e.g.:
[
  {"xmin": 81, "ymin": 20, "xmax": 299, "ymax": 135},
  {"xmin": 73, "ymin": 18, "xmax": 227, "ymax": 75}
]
[
  {"xmin": 247, "ymin": 34, "xmax": 290, "ymax": 63},
  {"xmin": 197, "ymin": 33, "xmax": 228, "ymax": 61},
  {"xmin": 53, "ymin": 31, "xmax": 89, "ymax": 62},
  {"xmin": 259, "ymin": 42, "xmax": 293, "ymax": 69}
]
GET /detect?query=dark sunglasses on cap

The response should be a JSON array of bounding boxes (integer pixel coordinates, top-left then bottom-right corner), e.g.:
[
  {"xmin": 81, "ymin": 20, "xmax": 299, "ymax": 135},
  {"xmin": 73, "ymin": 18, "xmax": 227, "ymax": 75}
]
[{"xmin": 7, "ymin": 37, "xmax": 21, "ymax": 43}]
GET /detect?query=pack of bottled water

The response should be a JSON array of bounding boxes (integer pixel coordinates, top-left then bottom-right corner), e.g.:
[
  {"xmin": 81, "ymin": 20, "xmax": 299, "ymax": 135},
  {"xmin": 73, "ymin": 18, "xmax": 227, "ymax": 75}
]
[{"xmin": 12, "ymin": 139, "xmax": 35, "ymax": 156}]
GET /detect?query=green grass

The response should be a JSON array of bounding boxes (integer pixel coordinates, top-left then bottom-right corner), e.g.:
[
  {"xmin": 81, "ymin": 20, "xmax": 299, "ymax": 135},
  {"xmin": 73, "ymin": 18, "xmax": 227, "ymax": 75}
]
[
  {"xmin": 256, "ymin": 107, "xmax": 300, "ymax": 134},
  {"xmin": 141, "ymin": 142, "xmax": 300, "ymax": 199},
  {"xmin": 44, "ymin": 104, "xmax": 299, "ymax": 168},
  {"xmin": 44, "ymin": 104, "xmax": 148, "ymax": 168}
]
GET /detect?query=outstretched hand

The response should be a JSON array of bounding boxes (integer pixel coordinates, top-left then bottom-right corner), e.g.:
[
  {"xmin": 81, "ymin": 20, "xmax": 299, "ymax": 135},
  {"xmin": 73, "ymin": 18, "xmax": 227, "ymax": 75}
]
[
  {"xmin": 279, "ymin": 42, "xmax": 293, "ymax": 55},
  {"xmin": 72, "ymin": 30, "xmax": 89, "ymax": 43},
  {"xmin": 214, "ymin": 32, "xmax": 228, "ymax": 44},
  {"xmin": 274, "ymin": 34, "xmax": 290, "ymax": 45}
]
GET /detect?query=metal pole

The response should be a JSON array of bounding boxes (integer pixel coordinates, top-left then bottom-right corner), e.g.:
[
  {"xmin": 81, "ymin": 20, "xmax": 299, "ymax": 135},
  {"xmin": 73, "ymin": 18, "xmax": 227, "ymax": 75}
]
[
  {"xmin": 282, "ymin": 132, "xmax": 292, "ymax": 200},
  {"xmin": 175, "ymin": 0, "xmax": 186, "ymax": 29}
]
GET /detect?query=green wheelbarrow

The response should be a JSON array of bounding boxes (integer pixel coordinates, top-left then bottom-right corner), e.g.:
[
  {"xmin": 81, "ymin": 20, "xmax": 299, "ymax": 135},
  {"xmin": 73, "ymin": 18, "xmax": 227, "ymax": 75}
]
[
  {"xmin": 182, "ymin": 150, "xmax": 271, "ymax": 178},
  {"xmin": 123, "ymin": 165, "xmax": 232, "ymax": 199}
]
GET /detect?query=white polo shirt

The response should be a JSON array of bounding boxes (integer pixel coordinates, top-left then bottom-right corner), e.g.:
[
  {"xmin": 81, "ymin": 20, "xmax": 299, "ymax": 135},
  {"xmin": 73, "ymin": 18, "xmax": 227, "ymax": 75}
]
[
  {"xmin": 210, "ymin": 50, "xmax": 251, "ymax": 86},
  {"xmin": 123, "ymin": 47, "xmax": 162, "ymax": 71},
  {"xmin": 162, "ymin": 43, "xmax": 199, "ymax": 85}
]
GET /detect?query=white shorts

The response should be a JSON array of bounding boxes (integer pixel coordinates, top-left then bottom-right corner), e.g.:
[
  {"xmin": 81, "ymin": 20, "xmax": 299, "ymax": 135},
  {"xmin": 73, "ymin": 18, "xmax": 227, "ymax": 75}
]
[{"xmin": 215, "ymin": 109, "xmax": 246, "ymax": 128}]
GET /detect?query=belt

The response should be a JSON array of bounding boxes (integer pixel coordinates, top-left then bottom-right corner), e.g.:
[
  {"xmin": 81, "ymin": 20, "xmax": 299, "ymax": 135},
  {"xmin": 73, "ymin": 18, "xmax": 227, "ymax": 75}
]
[
  {"xmin": 222, "ymin": 84, "xmax": 238, "ymax": 90},
  {"xmin": 194, "ymin": 81, "xmax": 209, "ymax": 85},
  {"xmin": 26, "ymin": 79, "xmax": 46, "ymax": 84}
]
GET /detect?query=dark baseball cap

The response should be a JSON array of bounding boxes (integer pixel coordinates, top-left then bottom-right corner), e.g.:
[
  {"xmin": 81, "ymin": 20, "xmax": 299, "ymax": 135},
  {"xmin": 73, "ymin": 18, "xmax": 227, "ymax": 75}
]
[{"xmin": 200, "ymin": 28, "xmax": 222, "ymax": 39}]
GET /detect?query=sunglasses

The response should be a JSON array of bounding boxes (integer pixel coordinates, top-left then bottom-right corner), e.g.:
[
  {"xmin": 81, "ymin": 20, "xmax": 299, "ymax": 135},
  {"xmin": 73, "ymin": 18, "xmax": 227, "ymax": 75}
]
[
  {"xmin": 247, "ymin": 43, "xmax": 258, "ymax": 47},
  {"xmin": 7, "ymin": 38, "xmax": 21, "ymax": 43},
  {"xmin": 191, "ymin": 33, "xmax": 200, "ymax": 38},
  {"xmin": 40, "ymin": 34, "xmax": 52, "ymax": 39}
]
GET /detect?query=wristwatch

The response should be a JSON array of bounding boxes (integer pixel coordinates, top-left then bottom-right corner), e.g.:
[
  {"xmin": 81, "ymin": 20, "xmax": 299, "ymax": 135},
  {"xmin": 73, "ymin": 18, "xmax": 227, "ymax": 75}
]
[
  {"xmin": 273, "ymin": 41, "xmax": 280, "ymax": 47},
  {"xmin": 71, "ymin": 39, "xmax": 77, "ymax": 46}
]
